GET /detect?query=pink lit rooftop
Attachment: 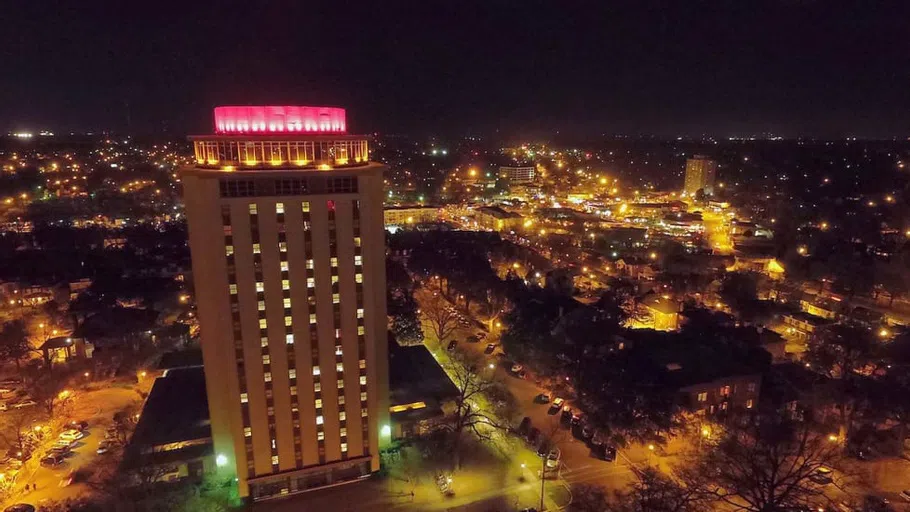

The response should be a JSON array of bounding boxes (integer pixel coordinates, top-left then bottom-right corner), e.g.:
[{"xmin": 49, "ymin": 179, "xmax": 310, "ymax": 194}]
[{"xmin": 213, "ymin": 105, "xmax": 346, "ymax": 134}]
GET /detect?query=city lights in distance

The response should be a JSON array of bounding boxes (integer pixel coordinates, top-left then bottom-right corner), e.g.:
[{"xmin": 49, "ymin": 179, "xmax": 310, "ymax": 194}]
[{"xmin": 214, "ymin": 106, "xmax": 346, "ymax": 134}]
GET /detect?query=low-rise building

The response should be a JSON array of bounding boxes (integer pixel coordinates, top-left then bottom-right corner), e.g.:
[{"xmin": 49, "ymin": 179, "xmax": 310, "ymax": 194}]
[
  {"xmin": 642, "ymin": 295, "xmax": 680, "ymax": 331},
  {"xmin": 388, "ymin": 342, "xmax": 459, "ymax": 440},
  {"xmin": 799, "ymin": 297, "xmax": 839, "ymax": 320},
  {"xmin": 384, "ymin": 205, "xmax": 441, "ymax": 228},
  {"xmin": 781, "ymin": 311, "xmax": 833, "ymax": 341},
  {"xmin": 475, "ymin": 206, "xmax": 523, "ymax": 232}
]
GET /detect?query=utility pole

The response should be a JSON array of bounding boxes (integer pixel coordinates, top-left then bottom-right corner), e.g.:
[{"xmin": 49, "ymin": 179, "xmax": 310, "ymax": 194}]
[{"xmin": 539, "ymin": 454, "xmax": 546, "ymax": 511}]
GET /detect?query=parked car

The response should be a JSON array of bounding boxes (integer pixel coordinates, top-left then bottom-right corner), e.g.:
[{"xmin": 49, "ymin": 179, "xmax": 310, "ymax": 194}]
[
  {"xmin": 52, "ymin": 440, "xmax": 74, "ymax": 452},
  {"xmin": 546, "ymin": 448, "xmax": 561, "ymax": 468},
  {"xmin": 510, "ymin": 363, "xmax": 523, "ymax": 374},
  {"xmin": 900, "ymin": 490, "xmax": 910, "ymax": 502},
  {"xmin": 0, "ymin": 402, "xmax": 8, "ymax": 412},
  {"xmin": 548, "ymin": 397, "xmax": 565, "ymax": 415},
  {"xmin": 570, "ymin": 411, "xmax": 583, "ymax": 426},
  {"xmin": 96, "ymin": 440, "xmax": 113, "ymax": 455},
  {"xmin": 484, "ymin": 343, "xmax": 496, "ymax": 355},
  {"xmin": 809, "ymin": 467, "xmax": 833, "ymax": 485},
  {"xmin": 59, "ymin": 429, "xmax": 84, "ymax": 442},
  {"xmin": 536, "ymin": 440, "xmax": 550, "ymax": 458},
  {"xmin": 863, "ymin": 495, "xmax": 893, "ymax": 512},
  {"xmin": 560, "ymin": 409, "xmax": 573, "ymax": 426},
  {"xmin": 68, "ymin": 420, "xmax": 89, "ymax": 432},
  {"xmin": 591, "ymin": 442, "xmax": 617, "ymax": 462},
  {"xmin": 466, "ymin": 335, "xmax": 479, "ymax": 343},
  {"xmin": 534, "ymin": 393, "xmax": 551, "ymax": 404},
  {"xmin": 446, "ymin": 340, "xmax": 458, "ymax": 351},
  {"xmin": 40, "ymin": 453, "xmax": 65, "ymax": 467},
  {"xmin": 476, "ymin": 332, "xmax": 486, "ymax": 340},
  {"xmin": 12, "ymin": 400, "xmax": 36, "ymax": 409},
  {"xmin": 4, "ymin": 504, "xmax": 36, "ymax": 512}
]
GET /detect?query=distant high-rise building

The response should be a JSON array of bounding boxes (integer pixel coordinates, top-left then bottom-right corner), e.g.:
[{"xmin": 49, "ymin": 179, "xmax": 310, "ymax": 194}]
[
  {"xmin": 683, "ymin": 155, "xmax": 717, "ymax": 196},
  {"xmin": 182, "ymin": 105, "xmax": 389, "ymax": 501},
  {"xmin": 499, "ymin": 165, "xmax": 536, "ymax": 184}
]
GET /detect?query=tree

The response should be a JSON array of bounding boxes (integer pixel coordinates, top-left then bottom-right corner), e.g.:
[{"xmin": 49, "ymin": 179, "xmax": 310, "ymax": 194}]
[
  {"xmin": 440, "ymin": 352, "xmax": 513, "ymax": 469},
  {"xmin": 391, "ymin": 312, "xmax": 424, "ymax": 346},
  {"xmin": 805, "ymin": 324, "xmax": 879, "ymax": 441},
  {"xmin": 0, "ymin": 319, "xmax": 33, "ymax": 371},
  {"xmin": 0, "ymin": 407, "xmax": 39, "ymax": 462},
  {"xmin": 423, "ymin": 293, "xmax": 460, "ymax": 344},
  {"xmin": 719, "ymin": 271, "xmax": 767, "ymax": 323},
  {"xmin": 606, "ymin": 467, "xmax": 712, "ymax": 512},
  {"xmin": 28, "ymin": 367, "xmax": 74, "ymax": 417},
  {"xmin": 700, "ymin": 418, "xmax": 839, "ymax": 512}
]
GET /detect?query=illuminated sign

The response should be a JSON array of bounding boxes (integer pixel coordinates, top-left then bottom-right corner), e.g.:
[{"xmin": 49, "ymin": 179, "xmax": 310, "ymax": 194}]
[{"xmin": 214, "ymin": 106, "xmax": 346, "ymax": 134}]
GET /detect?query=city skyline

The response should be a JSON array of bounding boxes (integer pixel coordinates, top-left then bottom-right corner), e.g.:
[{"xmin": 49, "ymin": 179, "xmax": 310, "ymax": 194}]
[{"xmin": 2, "ymin": 2, "xmax": 909, "ymax": 138}]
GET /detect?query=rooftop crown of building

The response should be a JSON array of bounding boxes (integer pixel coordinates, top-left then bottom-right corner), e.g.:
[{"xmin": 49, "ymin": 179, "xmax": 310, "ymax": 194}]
[{"xmin": 213, "ymin": 105, "xmax": 346, "ymax": 134}]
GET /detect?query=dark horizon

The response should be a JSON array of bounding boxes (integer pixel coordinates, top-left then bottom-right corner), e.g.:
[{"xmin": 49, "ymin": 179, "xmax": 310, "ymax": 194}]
[{"xmin": 3, "ymin": 1, "xmax": 909, "ymax": 138}]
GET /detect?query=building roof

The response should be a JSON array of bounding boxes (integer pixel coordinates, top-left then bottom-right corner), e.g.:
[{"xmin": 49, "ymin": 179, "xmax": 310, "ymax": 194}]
[
  {"xmin": 40, "ymin": 336, "xmax": 79, "ymax": 351},
  {"xmin": 384, "ymin": 205, "xmax": 440, "ymax": 211},
  {"xmin": 783, "ymin": 310, "xmax": 834, "ymax": 326},
  {"xmin": 388, "ymin": 340, "xmax": 459, "ymax": 407},
  {"xmin": 477, "ymin": 206, "xmax": 522, "ymax": 219},
  {"xmin": 642, "ymin": 295, "xmax": 679, "ymax": 315},
  {"xmin": 129, "ymin": 366, "xmax": 211, "ymax": 454}
]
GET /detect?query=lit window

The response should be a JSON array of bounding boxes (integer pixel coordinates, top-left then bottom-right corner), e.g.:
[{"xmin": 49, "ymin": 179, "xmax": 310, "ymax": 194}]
[
  {"xmin": 335, "ymin": 329, "xmax": 341, "ymax": 339},
  {"xmin": 282, "ymin": 280, "xmax": 290, "ymax": 290},
  {"xmin": 747, "ymin": 382, "xmax": 756, "ymax": 392},
  {"xmin": 253, "ymin": 243, "xmax": 261, "ymax": 254},
  {"xmin": 309, "ymin": 313, "xmax": 317, "ymax": 324},
  {"xmin": 290, "ymin": 386, "xmax": 297, "ymax": 395},
  {"xmin": 317, "ymin": 431, "xmax": 324, "ymax": 441},
  {"xmin": 341, "ymin": 442, "xmax": 348, "ymax": 452},
  {"xmin": 359, "ymin": 359, "xmax": 366, "ymax": 369},
  {"xmin": 306, "ymin": 260, "xmax": 314, "ymax": 270},
  {"xmin": 361, "ymin": 408, "xmax": 368, "ymax": 417},
  {"xmin": 260, "ymin": 337, "xmax": 269, "ymax": 347},
  {"xmin": 358, "ymin": 326, "xmax": 365, "ymax": 336},
  {"xmin": 276, "ymin": 202, "xmax": 285, "ymax": 214},
  {"xmin": 249, "ymin": 204, "xmax": 258, "ymax": 215},
  {"xmin": 289, "ymin": 369, "xmax": 296, "ymax": 379},
  {"xmin": 359, "ymin": 376, "xmax": 367, "ymax": 386},
  {"xmin": 264, "ymin": 372, "xmax": 272, "ymax": 382},
  {"xmin": 337, "ymin": 379, "xmax": 345, "ymax": 389},
  {"xmin": 354, "ymin": 255, "xmax": 362, "ymax": 266},
  {"xmin": 335, "ymin": 346, "xmax": 343, "ymax": 356},
  {"xmin": 229, "ymin": 284, "xmax": 238, "ymax": 295},
  {"xmin": 315, "ymin": 398, "xmax": 323, "ymax": 408},
  {"xmin": 357, "ymin": 308, "xmax": 364, "ymax": 319},
  {"xmin": 258, "ymin": 300, "xmax": 266, "ymax": 311},
  {"xmin": 307, "ymin": 278, "xmax": 315, "ymax": 288},
  {"xmin": 262, "ymin": 355, "xmax": 270, "ymax": 364},
  {"xmin": 225, "ymin": 245, "xmax": 234, "ymax": 256},
  {"xmin": 259, "ymin": 319, "xmax": 268, "ymax": 329},
  {"xmin": 331, "ymin": 275, "xmax": 339, "ymax": 284},
  {"xmin": 330, "ymin": 257, "xmax": 338, "ymax": 267},
  {"xmin": 281, "ymin": 261, "xmax": 289, "ymax": 272},
  {"xmin": 746, "ymin": 399, "xmax": 754, "ymax": 409},
  {"xmin": 720, "ymin": 386, "xmax": 731, "ymax": 397},
  {"xmin": 279, "ymin": 242, "xmax": 287, "ymax": 252},
  {"xmin": 256, "ymin": 282, "xmax": 264, "ymax": 292},
  {"xmin": 354, "ymin": 237, "xmax": 361, "ymax": 247},
  {"xmin": 336, "ymin": 363, "xmax": 344, "ymax": 372},
  {"xmin": 697, "ymin": 392, "xmax": 707, "ymax": 402},
  {"xmin": 338, "ymin": 395, "xmax": 345, "ymax": 405},
  {"xmin": 355, "ymin": 273, "xmax": 363, "ymax": 284},
  {"xmin": 302, "ymin": 202, "xmax": 310, "ymax": 213},
  {"xmin": 340, "ymin": 427, "xmax": 347, "ymax": 437},
  {"xmin": 339, "ymin": 411, "xmax": 346, "ymax": 421},
  {"xmin": 313, "ymin": 366, "xmax": 321, "ymax": 376},
  {"xmin": 314, "ymin": 382, "xmax": 321, "ymax": 392},
  {"xmin": 284, "ymin": 298, "xmax": 292, "ymax": 308},
  {"xmin": 316, "ymin": 415, "xmax": 324, "ymax": 425},
  {"xmin": 240, "ymin": 393, "xmax": 248, "ymax": 403},
  {"xmin": 360, "ymin": 392, "xmax": 367, "ymax": 401},
  {"xmin": 284, "ymin": 316, "xmax": 292, "ymax": 326},
  {"xmin": 286, "ymin": 334, "xmax": 294, "ymax": 345},
  {"xmin": 333, "ymin": 293, "xmax": 340, "ymax": 304},
  {"xmin": 271, "ymin": 455, "xmax": 278, "ymax": 465},
  {"xmin": 244, "ymin": 427, "xmax": 252, "ymax": 437}
]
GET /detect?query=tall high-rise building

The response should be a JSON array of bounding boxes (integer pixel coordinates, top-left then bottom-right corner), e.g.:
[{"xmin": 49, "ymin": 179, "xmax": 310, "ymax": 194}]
[
  {"xmin": 683, "ymin": 155, "xmax": 718, "ymax": 196},
  {"xmin": 182, "ymin": 105, "xmax": 389, "ymax": 501}
]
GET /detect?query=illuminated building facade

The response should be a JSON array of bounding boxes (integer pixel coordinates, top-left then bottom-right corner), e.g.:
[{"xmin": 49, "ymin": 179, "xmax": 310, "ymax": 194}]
[
  {"xmin": 683, "ymin": 155, "xmax": 718, "ymax": 196},
  {"xmin": 499, "ymin": 165, "xmax": 535, "ymax": 185},
  {"xmin": 182, "ymin": 105, "xmax": 389, "ymax": 501}
]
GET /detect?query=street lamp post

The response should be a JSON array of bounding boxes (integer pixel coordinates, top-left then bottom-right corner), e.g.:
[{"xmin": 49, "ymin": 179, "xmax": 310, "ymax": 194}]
[{"xmin": 539, "ymin": 454, "xmax": 546, "ymax": 512}]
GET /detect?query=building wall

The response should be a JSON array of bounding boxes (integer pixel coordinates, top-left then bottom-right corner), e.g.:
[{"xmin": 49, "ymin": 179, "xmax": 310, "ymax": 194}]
[
  {"xmin": 499, "ymin": 166, "xmax": 535, "ymax": 184},
  {"xmin": 683, "ymin": 157, "xmax": 718, "ymax": 196},
  {"xmin": 384, "ymin": 207, "xmax": 439, "ymax": 226},
  {"xmin": 183, "ymin": 164, "xmax": 388, "ymax": 500},
  {"xmin": 682, "ymin": 374, "xmax": 761, "ymax": 414}
]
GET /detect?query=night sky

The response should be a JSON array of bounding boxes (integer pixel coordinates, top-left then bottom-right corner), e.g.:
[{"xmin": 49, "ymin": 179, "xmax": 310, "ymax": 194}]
[{"xmin": 3, "ymin": 1, "xmax": 909, "ymax": 138}]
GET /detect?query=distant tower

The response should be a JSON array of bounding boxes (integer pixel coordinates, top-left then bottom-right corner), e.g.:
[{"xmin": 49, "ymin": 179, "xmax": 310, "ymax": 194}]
[
  {"xmin": 683, "ymin": 155, "xmax": 718, "ymax": 196},
  {"xmin": 181, "ymin": 105, "xmax": 389, "ymax": 501}
]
